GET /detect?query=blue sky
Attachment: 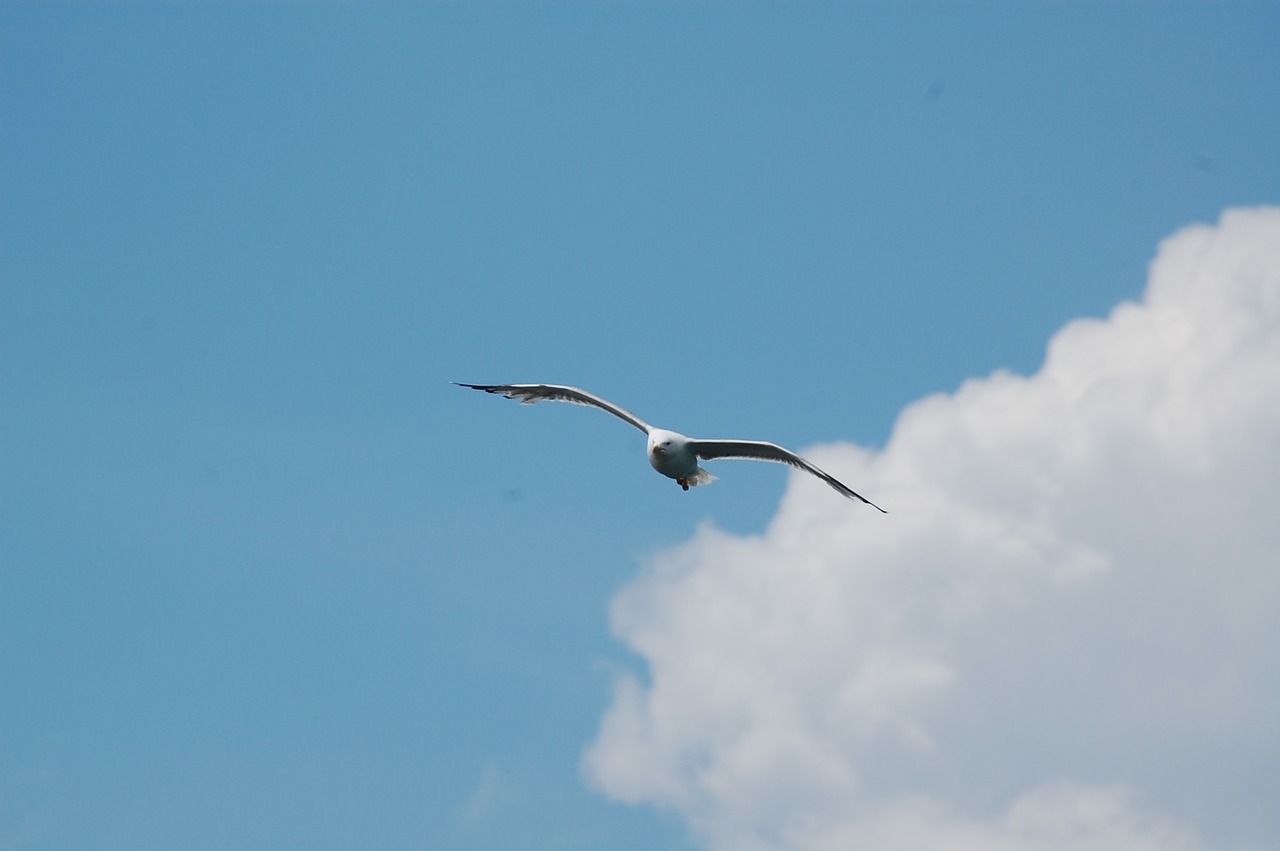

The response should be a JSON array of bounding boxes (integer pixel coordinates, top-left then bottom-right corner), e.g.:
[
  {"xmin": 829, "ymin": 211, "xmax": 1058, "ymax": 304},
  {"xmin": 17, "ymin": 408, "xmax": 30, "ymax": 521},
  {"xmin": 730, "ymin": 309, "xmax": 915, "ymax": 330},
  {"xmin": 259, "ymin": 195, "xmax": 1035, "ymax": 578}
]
[{"xmin": 3, "ymin": 3, "xmax": 1278, "ymax": 850}]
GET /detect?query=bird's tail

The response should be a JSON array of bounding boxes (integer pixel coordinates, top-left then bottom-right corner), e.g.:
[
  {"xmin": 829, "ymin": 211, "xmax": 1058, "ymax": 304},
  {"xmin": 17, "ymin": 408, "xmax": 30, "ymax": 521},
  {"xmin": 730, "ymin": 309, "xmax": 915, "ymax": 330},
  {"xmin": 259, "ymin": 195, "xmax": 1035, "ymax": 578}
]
[{"xmin": 685, "ymin": 466, "xmax": 718, "ymax": 488}]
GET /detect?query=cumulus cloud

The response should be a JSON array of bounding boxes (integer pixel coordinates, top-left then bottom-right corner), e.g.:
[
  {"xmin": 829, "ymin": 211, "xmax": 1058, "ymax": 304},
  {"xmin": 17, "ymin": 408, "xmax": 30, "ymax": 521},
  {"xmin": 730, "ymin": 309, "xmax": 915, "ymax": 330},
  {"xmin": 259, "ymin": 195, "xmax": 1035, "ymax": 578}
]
[{"xmin": 584, "ymin": 207, "xmax": 1280, "ymax": 851}]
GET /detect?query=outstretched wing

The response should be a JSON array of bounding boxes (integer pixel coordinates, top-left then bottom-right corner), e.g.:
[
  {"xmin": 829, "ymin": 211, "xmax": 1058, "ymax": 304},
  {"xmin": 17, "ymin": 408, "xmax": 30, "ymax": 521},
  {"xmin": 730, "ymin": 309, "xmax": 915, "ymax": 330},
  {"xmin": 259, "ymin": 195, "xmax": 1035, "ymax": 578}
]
[
  {"xmin": 454, "ymin": 383, "xmax": 653, "ymax": 434},
  {"xmin": 689, "ymin": 439, "xmax": 887, "ymax": 512}
]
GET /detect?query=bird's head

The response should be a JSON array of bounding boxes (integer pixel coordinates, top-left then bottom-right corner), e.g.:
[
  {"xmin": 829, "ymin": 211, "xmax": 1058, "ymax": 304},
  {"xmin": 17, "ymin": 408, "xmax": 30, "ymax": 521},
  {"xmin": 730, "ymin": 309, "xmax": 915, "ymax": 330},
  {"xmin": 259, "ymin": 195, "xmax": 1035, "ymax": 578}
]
[{"xmin": 648, "ymin": 430, "xmax": 681, "ymax": 456}]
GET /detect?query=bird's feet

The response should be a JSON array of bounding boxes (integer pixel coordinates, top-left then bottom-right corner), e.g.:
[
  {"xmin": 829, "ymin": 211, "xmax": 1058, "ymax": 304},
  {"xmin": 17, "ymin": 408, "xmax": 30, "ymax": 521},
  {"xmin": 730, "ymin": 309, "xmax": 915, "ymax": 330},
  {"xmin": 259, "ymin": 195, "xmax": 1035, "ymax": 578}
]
[{"xmin": 677, "ymin": 477, "xmax": 689, "ymax": 491}]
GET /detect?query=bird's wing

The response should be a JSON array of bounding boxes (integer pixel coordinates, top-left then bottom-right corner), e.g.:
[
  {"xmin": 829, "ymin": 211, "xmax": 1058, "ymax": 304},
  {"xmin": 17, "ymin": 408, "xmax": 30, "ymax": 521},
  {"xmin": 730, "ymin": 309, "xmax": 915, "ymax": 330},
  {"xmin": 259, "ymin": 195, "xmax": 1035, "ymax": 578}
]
[
  {"xmin": 454, "ymin": 383, "xmax": 653, "ymax": 434},
  {"xmin": 689, "ymin": 439, "xmax": 887, "ymax": 512}
]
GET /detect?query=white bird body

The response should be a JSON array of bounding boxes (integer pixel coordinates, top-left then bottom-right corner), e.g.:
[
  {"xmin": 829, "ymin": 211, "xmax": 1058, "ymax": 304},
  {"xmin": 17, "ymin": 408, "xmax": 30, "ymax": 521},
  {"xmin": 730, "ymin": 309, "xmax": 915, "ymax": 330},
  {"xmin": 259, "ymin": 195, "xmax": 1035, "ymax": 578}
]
[
  {"xmin": 646, "ymin": 429, "xmax": 717, "ymax": 488},
  {"xmin": 456, "ymin": 382, "xmax": 885, "ymax": 511}
]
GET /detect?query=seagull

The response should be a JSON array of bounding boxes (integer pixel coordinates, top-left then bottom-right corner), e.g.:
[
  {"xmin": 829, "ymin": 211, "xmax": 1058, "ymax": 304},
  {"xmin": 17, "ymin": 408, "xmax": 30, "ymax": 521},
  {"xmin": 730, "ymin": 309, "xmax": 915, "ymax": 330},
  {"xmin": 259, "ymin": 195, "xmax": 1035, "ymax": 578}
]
[{"xmin": 455, "ymin": 383, "xmax": 886, "ymax": 511}]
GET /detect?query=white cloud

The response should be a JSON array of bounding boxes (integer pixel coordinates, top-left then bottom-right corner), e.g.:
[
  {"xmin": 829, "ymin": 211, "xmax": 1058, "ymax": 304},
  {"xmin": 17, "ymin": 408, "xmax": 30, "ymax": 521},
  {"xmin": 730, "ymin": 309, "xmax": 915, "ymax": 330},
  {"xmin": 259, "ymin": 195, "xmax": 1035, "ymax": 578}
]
[
  {"xmin": 584, "ymin": 207, "xmax": 1280, "ymax": 851},
  {"xmin": 459, "ymin": 761, "xmax": 515, "ymax": 830}
]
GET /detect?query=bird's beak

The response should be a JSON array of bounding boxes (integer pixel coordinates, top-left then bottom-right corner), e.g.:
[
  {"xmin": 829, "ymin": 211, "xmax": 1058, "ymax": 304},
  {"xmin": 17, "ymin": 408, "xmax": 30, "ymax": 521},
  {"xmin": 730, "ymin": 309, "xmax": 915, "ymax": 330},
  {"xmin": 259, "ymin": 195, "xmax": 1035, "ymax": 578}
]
[{"xmin": 651, "ymin": 445, "xmax": 663, "ymax": 455}]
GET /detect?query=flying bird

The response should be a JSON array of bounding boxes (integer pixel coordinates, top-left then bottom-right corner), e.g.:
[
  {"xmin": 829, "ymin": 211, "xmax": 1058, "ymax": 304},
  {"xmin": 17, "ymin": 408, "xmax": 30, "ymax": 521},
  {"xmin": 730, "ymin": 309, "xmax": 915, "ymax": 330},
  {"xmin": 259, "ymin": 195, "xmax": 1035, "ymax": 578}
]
[{"xmin": 455, "ymin": 383, "xmax": 886, "ymax": 511}]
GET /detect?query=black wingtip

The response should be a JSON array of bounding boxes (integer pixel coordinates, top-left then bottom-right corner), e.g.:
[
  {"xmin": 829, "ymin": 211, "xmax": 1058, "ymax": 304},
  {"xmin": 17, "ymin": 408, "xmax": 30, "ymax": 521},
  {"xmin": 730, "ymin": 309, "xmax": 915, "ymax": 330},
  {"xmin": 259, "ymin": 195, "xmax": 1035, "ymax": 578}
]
[{"xmin": 849, "ymin": 490, "xmax": 888, "ymax": 513}]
